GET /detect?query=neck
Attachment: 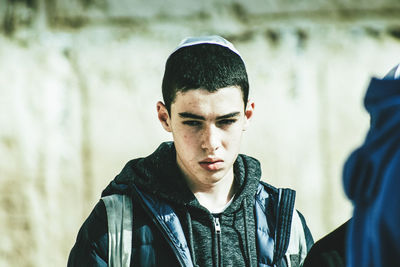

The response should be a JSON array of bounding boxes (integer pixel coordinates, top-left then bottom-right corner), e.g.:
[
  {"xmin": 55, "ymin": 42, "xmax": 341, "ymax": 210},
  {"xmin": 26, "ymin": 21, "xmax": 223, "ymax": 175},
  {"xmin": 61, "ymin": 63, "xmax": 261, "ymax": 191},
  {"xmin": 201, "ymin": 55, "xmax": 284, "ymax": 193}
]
[{"xmin": 187, "ymin": 169, "xmax": 236, "ymax": 213}]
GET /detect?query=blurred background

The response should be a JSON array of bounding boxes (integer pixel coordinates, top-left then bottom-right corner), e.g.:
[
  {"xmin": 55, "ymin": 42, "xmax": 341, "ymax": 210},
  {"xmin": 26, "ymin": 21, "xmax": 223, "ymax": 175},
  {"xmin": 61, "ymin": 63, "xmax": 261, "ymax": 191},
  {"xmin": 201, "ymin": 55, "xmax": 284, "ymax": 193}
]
[{"xmin": 0, "ymin": 0, "xmax": 399, "ymax": 266}]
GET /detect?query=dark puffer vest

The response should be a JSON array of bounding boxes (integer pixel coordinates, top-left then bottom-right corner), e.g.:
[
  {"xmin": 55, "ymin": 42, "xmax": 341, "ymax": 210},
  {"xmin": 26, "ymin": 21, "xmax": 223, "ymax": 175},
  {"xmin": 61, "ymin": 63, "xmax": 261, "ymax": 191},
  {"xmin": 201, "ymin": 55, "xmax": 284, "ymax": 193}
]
[{"xmin": 68, "ymin": 142, "xmax": 313, "ymax": 267}]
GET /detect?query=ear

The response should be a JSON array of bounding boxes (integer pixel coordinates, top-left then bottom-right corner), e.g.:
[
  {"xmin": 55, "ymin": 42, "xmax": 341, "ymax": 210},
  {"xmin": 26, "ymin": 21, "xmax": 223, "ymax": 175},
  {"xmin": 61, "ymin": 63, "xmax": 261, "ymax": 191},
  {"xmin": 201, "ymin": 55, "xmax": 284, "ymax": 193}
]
[
  {"xmin": 243, "ymin": 100, "xmax": 255, "ymax": 130},
  {"xmin": 157, "ymin": 101, "xmax": 172, "ymax": 132}
]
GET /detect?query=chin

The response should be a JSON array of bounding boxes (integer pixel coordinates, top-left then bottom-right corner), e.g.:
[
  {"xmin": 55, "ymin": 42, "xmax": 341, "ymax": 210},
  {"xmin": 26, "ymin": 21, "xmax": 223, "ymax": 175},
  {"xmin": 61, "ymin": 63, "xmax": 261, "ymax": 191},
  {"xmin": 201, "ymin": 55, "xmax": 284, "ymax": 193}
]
[{"xmin": 207, "ymin": 170, "xmax": 228, "ymax": 181}]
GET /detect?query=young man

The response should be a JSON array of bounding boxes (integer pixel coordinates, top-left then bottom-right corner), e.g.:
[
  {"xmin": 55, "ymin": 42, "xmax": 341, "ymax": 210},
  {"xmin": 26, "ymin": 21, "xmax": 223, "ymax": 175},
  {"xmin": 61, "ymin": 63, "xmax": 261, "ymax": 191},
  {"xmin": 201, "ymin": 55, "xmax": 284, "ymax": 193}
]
[{"xmin": 68, "ymin": 35, "xmax": 313, "ymax": 267}]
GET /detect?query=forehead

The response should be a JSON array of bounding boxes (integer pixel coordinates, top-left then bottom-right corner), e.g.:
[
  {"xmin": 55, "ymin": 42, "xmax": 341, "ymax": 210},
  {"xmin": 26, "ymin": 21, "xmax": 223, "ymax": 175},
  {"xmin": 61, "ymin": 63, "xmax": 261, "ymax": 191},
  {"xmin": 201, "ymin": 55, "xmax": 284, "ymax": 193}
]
[{"xmin": 171, "ymin": 87, "xmax": 245, "ymax": 115}]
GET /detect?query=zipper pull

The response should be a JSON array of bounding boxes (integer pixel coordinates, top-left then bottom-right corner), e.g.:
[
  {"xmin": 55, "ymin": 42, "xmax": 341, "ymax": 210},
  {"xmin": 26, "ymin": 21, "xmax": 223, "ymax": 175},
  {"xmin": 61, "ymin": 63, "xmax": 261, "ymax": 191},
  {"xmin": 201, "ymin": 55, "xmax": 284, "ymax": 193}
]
[{"xmin": 214, "ymin": 217, "xmax": 221, "ymax": 233}]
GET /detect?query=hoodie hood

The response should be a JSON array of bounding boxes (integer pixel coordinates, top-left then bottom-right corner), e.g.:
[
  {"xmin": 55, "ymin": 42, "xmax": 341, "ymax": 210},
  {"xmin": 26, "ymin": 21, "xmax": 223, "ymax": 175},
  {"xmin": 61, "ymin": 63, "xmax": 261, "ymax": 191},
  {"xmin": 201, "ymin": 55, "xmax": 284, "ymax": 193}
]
[
  {"xmin": 102, "ymin": 142, "xmax": 194, "ymax": 204},
  {"xmin": 343, "ymin": 78, "xmax": 400, "ymax": 204},
  {"xmin": 102, "ymin": 141, "xmax": 261, "ymax": 210}
]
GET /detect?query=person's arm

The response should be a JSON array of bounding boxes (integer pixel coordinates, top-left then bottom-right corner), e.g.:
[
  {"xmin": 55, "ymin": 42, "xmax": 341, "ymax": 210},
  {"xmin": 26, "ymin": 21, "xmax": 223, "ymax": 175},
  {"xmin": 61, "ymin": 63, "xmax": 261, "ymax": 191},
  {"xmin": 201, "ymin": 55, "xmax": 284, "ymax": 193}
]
[
  {"xmin": 297, "ymin": 210, "xmax": 314, "ymax": 253},
  {"xmin": 302, "ymin": 220, "xmax": 349, "ymax": 267},
  {"xmin": 67, "ymin": 200, "xmax": 108, "ymax": 267},
  {"xmin": 285, "ymin": 209, "xmax": 314, "ymax": 266}
]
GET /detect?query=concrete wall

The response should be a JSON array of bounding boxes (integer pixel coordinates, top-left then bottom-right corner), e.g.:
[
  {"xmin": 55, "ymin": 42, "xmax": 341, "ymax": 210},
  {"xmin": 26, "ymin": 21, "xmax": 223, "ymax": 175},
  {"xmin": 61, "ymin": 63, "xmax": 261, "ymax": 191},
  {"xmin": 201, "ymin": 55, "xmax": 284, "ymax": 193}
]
[{"xmin": 1, "ymin": 0, "xmax": 400, "ymax": 266}]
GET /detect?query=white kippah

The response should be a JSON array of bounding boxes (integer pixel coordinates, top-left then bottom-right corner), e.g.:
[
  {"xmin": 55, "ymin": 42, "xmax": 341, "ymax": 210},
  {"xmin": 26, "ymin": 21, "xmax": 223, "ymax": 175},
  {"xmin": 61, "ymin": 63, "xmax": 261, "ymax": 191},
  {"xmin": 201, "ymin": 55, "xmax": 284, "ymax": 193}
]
[{"xmin": 171, "ymin": 35, "xmax": 243, "ymax": 60}]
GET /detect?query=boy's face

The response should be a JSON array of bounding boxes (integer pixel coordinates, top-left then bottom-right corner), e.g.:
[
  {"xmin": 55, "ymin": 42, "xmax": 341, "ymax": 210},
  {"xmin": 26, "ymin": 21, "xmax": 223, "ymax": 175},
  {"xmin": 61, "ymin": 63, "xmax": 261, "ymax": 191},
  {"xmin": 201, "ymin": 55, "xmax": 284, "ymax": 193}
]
[{"xmin": 157, "ymin": 86, "xmax": 254, "ymax": 190}]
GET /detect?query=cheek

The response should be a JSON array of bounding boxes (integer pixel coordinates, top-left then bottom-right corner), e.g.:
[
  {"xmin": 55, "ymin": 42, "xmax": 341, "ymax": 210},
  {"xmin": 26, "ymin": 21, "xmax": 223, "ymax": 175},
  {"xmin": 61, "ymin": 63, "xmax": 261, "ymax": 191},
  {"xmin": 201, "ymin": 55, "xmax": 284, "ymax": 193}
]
[
  {"xmin": 175, "ymin": 129, "xmax": 198, "ymax": 150},
  {"xmin": 177, "ymin": 134, "xmax": 198, "ymax": 164},
  {"xmin": 178, "ymin": 127, "xmax": 198, "ymax": 143},
  {"xmin": 230, "ymin": 123, "xmax": 245, "ymax": 135},
  {"xmin": 224, "ymin": 128, "xmax": 244, "ymax": 147},
  {"xmin": 182, "ymin": 132, "xmax": 193, "ymax": 142},
  {"xmin": 182, "ymin": 134, "xmax": 193, "ymax": 146}
]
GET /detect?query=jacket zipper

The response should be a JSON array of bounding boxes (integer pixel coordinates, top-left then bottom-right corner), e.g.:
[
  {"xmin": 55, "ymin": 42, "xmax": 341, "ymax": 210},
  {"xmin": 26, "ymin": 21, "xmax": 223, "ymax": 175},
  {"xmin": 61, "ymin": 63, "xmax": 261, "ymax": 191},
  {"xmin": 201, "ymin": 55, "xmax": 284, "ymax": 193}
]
[{"xmin": 213, "ymin": 216, "xmax": 222, "ymax": 267}]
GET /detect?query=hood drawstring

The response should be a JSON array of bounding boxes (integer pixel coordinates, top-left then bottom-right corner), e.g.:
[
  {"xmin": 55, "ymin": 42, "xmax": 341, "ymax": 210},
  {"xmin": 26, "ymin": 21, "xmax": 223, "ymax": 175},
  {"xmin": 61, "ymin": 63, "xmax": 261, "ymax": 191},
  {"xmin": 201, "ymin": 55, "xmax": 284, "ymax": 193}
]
[
  {"xmin": 243, "ymin": 198, "xmax": 253, "ymax": 267},
  {"xmin": 186, "ymin": 211, "xmax": 199, "ymax": 267}
]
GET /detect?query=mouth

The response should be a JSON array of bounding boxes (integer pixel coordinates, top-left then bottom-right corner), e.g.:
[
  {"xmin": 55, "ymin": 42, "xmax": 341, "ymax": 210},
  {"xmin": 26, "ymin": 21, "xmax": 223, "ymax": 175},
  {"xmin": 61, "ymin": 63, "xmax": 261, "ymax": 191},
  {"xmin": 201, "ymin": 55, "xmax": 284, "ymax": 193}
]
[{"xmin": 199, "ymin": 158, "xmax": 224, "ymax": 171}]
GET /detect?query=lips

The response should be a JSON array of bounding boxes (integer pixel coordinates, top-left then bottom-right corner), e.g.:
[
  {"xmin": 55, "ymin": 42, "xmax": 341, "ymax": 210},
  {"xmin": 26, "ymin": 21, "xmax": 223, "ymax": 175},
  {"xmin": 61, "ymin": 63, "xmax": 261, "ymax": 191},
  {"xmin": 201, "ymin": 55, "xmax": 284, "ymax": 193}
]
[{"xmin": 199, "ymin": 158, "xmax": 224, "ymax": 171}]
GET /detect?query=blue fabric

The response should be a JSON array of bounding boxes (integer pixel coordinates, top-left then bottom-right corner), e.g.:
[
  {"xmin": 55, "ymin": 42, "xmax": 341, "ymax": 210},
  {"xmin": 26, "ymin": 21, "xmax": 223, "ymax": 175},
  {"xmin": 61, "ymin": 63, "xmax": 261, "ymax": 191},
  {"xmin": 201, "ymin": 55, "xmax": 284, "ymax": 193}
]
[
  {"xmin": 255, "ymin": 184, "xmax": 275, "ymax": 265},
  {"xmin": 134, "ymin": 186, "xmax": 194, "ymax": 267},
  {"xmin": 67, "ymin": 201, "xmax": 109, "ymax": 267},
  {"xmin": 343, "ymin": 78, "xmax": 400, "ymax": 267}
]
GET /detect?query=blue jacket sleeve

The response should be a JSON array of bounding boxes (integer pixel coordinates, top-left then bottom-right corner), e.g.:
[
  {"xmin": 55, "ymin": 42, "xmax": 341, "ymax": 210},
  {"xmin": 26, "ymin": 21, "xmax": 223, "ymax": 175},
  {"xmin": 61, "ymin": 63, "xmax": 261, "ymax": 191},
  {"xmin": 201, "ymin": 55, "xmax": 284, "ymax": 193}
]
[{"xmin": 67, "ymin": 201, "xmax": 108, "ymax": 267}]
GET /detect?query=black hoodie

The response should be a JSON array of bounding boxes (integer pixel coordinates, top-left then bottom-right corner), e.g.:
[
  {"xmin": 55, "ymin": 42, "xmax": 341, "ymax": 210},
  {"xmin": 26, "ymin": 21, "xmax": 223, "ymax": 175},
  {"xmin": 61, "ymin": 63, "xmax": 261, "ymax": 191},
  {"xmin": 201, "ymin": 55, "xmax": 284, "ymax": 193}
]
[{"xmin": 101, "ymin": 142, "xmax": 260, "ymax": 267}]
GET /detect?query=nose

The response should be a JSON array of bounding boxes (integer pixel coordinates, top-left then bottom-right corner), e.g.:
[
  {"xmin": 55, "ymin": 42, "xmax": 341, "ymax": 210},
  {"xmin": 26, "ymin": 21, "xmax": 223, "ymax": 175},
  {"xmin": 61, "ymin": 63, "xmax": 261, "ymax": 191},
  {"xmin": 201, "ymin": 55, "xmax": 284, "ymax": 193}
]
[{"xmin": 201, "ymin": 124, "xmax": 221, "ymax": 152}]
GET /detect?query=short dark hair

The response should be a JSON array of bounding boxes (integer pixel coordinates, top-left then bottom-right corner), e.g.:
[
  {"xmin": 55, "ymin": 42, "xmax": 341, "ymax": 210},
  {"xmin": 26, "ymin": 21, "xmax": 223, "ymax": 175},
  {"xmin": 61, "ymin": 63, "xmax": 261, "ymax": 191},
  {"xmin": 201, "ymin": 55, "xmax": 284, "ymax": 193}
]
[{"xmin": 162, "ymin": 44, "xmax": 249, "ymax": 113}]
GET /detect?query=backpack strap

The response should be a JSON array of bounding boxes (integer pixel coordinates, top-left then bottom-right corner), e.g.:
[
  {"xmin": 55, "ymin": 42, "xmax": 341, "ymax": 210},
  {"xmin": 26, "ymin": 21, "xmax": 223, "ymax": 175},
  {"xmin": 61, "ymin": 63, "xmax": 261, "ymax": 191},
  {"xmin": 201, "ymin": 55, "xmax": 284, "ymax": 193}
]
[
  {"xmin": 273, "ymin": 188, "xmax": 296, "ymax": 264},
  {"xmin": 101, "ymin": 194, "xmax": 133, "ymax": 267},
  {"xmin": 256, "ymin": 182, "xmax": 297, "ymax": 266}
]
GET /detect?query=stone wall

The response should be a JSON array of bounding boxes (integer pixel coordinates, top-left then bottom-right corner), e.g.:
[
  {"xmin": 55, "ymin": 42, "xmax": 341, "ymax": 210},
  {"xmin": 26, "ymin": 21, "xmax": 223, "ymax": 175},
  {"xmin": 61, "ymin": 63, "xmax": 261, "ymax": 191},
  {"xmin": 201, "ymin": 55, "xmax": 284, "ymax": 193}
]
[{"xmin": 1, "ymin": 0, "xmax": 400, "ymax": 266}]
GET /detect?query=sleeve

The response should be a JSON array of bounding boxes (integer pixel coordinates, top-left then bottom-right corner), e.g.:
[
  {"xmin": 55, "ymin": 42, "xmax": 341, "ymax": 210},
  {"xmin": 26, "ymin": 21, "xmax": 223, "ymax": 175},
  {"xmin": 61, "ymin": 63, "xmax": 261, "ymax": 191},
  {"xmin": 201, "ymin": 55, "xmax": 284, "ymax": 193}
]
[
  {"xmin": 284, "ymin": 209, "xmax": 314, "ymax": 267},
  {"xmin": 302, "ymin": 220, "xmax": 348, "ymax": 267},
  {"xmin": 297, "ymin": 210, "xmax": 314, "ymax": 252},
  {"xmin": 67, "ymin": 200, "xmax": 109, "ymax": 267}
]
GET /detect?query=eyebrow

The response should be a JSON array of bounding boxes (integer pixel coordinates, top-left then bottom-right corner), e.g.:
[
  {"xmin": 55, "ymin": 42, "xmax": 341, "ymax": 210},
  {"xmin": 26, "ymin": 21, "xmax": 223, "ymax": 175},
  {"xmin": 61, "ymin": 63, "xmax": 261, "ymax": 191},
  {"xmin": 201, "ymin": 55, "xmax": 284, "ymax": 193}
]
[{"xmin": 178, "ymin": 112, "xmax": 241, "ymax": 120}]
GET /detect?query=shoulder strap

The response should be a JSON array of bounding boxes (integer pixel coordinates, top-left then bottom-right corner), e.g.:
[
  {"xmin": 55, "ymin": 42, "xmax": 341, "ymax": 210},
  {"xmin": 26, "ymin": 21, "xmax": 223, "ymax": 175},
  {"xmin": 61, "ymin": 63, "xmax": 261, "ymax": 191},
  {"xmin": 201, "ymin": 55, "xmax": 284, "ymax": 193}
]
[
  {"xmin": 256, "ymin": 183, "xmax": 311, "ymax": 267},
  {"xmin": 255, "ymin": 183, "xmax": 296, "ymax": 266},
  {"xmin": 273, "ymin": 188, "xmax": 296, "ymax": 264},
  {"xmin": 101, "ymin": 194, "xmax": 133, "ymax": 267}
]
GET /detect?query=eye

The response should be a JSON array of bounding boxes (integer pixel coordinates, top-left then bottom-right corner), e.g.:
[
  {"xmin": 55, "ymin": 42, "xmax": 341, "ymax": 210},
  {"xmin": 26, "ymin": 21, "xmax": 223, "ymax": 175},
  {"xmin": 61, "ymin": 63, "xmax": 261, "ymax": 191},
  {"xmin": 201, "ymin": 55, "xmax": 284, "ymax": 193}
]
[
  {"xmin": 182, "ymin": 120, "xmax": 201, "ymax": 126},
  {"xmin": 217, "ymin": 119, "xmax": 237, "ymax": 126}
]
